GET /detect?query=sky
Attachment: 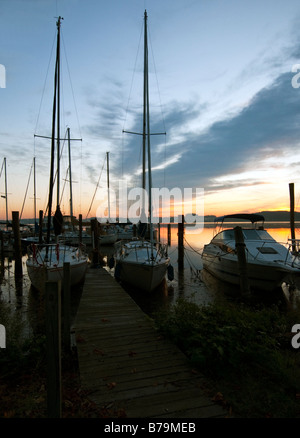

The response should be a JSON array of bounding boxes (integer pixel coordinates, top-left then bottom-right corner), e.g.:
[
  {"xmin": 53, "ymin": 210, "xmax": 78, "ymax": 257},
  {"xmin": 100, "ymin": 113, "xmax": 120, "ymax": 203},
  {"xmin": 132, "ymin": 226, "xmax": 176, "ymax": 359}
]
[{"xmin": 1, "ymin": 0, "xmax": 300, "ymax": 222}]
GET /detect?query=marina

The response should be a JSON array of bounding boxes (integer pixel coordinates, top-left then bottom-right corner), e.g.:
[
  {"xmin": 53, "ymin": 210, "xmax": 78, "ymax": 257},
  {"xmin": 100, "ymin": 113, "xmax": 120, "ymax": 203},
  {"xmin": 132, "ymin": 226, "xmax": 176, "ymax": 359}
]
[
  {"xmin": 2, "ymin": 1, "xmax": 300, "ymax": 420},
  {"xmin": 1, "ymin": 220, "xmax": 300, "ymax": 418}
]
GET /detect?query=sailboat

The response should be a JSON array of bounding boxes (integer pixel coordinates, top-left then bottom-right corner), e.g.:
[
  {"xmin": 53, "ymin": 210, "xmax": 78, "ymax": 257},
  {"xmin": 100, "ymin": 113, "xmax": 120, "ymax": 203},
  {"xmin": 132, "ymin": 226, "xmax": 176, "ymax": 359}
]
[
  {"xmin": 58, "ymin": 127, "xmax": 91, "ymax": 246},
  {"xmin": 99, "ymin": 152, "xmax": 118, "ymax": 245},
  {"xmin": 26, "ymin": 16, "xmax": 88, "ymax": 292},
  {"xmin": 114, "ymin": 10, "xmax": 170, "ymax": 292}
]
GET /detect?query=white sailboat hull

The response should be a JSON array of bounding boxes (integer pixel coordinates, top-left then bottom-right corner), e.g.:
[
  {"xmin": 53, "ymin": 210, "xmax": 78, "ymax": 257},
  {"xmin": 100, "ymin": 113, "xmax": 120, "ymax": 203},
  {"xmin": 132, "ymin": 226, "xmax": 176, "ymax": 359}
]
[
  {"xmin": 26, "ymin": 244, "xmax": 88, "ymax": 292},
  {"xmin": 116, "ymin": 258, "xmax": 169, "ymax": 292},
  {"xmin": 99, "ymin": 234, "xmax": 117, "ymax": 245},
  {"xmin": 114, "ymin": 239, "xmax": 170, "ymax": 292}
]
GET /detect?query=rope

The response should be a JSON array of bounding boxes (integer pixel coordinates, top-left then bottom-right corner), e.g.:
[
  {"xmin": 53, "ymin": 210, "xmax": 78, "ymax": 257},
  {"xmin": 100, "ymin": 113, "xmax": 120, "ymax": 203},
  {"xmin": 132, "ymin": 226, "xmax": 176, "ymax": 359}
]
[{"xmin": 86, "ymin": 153, "xmax": 106, "ymax": 218}]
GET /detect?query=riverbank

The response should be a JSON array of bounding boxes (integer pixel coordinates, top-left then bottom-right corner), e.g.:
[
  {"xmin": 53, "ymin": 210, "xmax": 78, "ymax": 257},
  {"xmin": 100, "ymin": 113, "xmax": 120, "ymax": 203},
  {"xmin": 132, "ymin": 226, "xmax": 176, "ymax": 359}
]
[{"xmin": 1, "ymin": 293, "xmax": 300, "ymax": 418}]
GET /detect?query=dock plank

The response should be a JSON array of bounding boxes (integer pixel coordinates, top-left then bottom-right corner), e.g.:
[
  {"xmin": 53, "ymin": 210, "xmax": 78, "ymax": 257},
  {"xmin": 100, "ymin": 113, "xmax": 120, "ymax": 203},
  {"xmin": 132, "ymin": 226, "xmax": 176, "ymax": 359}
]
[{"xmin": 75, "ymin": 266, "xmax": 227, "ymax": 418}]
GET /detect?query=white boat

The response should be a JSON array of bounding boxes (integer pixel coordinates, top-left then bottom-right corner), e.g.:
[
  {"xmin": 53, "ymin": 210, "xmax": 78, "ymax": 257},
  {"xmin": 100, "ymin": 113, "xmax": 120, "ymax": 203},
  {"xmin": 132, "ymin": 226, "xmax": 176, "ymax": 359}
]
[
  {"xmin": 99, "ymin": 231, "xmax": 118, "ymax": 245},
  {"xmin": 60, "ymin": 230, "xmax": 92, "ymax": 246},
  {"xmin": 27, "ymin": 243, "xmax": 87, "ymax": 292},
  {"xmin": 115, "ymin": 224, "xmax": 133, "ymax": 240},
  {"xmin": 202, "ymin": 213, "xmax": 300, "ymax": 292},
  {"xmin": 115, "ymin": 239, "xmax": 170, "ymax": 292},
  {"xmin": 26, "ymin": 17, "xmax": 88, "ymax": 292},
  {"xmin": 113, "ymin": 11, "xmax": 170, "ymax": 292}
]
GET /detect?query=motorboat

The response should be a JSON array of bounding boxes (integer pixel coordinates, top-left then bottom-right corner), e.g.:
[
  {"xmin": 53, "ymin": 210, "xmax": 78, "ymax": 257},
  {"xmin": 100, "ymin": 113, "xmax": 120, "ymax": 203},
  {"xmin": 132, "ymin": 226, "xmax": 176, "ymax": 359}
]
[{"xmin": 201, "ymin": 213, "xmax": 300, "ymax": 291}]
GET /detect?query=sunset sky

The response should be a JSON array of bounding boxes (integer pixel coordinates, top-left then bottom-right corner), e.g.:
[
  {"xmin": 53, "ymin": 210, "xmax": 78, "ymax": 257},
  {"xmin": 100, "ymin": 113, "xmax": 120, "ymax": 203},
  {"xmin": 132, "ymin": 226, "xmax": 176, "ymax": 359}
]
[{"xmin": 1, "ymin": 0, "xmax": 300, "ymax": 222}]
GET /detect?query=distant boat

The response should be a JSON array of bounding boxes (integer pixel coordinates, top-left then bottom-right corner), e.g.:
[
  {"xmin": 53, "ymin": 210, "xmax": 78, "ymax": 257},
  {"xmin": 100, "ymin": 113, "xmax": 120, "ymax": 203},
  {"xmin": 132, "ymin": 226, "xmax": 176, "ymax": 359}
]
[
  {"xmin": 114, "ymin": 10, "xmax": 170, "ymax": 292},
  {"xmin": 115, "ymin": 224, "xmax": 133, "ymax": 240},
  {"xmin": 99, "ymin": 226, "xmax": 118, "ymax": 245},
  {"xmin": 26, "ymin": 17, "xmax": 88, "ymax": 292},
  {"xmin": 98, "ymin": 152, "xmax": 118, "ymax": 246},
  {"xmin": 201, "ymin": 213, "xmax": 300, "ymax": 292}
]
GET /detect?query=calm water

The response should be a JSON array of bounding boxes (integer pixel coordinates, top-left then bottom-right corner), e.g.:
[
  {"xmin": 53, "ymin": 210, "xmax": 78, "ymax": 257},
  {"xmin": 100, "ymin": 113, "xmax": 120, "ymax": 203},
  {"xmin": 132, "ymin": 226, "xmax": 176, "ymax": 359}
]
[{"xmin": 1, "ymin": 222, "xmax": 300, "ymax": 334}]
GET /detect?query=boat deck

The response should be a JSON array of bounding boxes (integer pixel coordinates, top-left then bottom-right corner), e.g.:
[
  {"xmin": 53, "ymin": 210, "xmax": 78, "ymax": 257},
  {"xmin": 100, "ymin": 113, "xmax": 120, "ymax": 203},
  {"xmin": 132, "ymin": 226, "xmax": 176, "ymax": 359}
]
[{"xmin": 74, "ymin": 266, "xmax": 227, "ymax": 418}]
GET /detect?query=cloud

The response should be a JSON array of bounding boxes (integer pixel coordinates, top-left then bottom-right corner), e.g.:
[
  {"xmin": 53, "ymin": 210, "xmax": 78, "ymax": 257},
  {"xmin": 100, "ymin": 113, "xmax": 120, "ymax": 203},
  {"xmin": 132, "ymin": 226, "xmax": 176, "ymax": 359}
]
[{"xmin": 148, "ymin": 70, "xmax": 300, "ymax": 192}]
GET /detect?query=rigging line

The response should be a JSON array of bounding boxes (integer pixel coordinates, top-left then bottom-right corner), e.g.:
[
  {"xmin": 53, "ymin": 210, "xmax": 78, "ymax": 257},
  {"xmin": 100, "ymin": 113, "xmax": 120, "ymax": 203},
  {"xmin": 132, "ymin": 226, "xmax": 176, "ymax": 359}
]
[
  {"xmin": 34, "ymin": 32, "xmax": 57, "ymax": 136},
  {"xmin": 61, "ymin": 32, "xmax": 83, "ymax": 138},
  {"xmin": 20, "ymin": 160, "xmax": 34, "ymax": 220},
  {"xmin": 184, "ymin": 236, "xmax": 203, "ymax": 254},
  {"xmin": 148, "ymin": 24, "xmax": 167, "ymax": 135},
  {"xmin": 122, "ymin": 21, "xmax": 144, "ymax": 133},
  {"xmin": 85, "ymin": 154, "xmax": 106, "ymax": 219},
  {"xmin": 0, "ymin": 158, "xmax": 4, "ymax": 180},
  {"xmin": 147, "ymin": 22, "xmax": 167, "ymax": 188}
]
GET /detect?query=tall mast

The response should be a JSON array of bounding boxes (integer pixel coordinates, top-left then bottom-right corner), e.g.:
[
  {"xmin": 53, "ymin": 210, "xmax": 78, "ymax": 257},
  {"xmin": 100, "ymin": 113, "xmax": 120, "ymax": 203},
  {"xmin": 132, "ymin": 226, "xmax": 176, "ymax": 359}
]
[
  {"xmin": 4, "ymin": 157, "xmax": 8, "ymax": 230},
  {"xmin": 46, "ymin": 16, "xmax": 61, "ymax": 245},
  {"xmin": 144, "ymin": 10, "xmax": 154, "ymax": 249},
  {"xmin": 33, "ymin": 156, "xmax": 36, "ymax": 233},
  {"xmin": 67, "ymin": 127, "xmax": 74, "ymax": 226},
  {"xmin": 56, "ymin": 16, "xmax": 61, "ymax": 207},
  {"xmin": 107, "ymin": 151, "xmax": 110, "ymax": 221},
  {"xmin": 142, "ymin": 11, "xmax": 147, "ymax": 191}
]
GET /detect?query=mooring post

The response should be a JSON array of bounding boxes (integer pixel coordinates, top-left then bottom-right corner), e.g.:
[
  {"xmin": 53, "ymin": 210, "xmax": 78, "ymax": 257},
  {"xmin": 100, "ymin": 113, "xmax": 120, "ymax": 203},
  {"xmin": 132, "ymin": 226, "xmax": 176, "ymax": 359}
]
[
  {"xmin": 289, "ymin": 183, "xmax": 296, "ymax": 253},
  {"xmin": 0, "ymin": 231, "xmax": 4, "ymax": 276},
  {"xmin": 63, "ymin": 262, "xmax": 71, "ymax": 351},
  {"xmin": 45, "ymin": 280, "xmax": 62, "ymax": 418},
  {"xmin": 178, "ymin": 215, "xmax": 184, "ymax": 271},
  {"xmin": 79, "ymin": 214, "xmax": 82, "ymax": 245},
  {"xmin": 168, "ymin": 223, "xmax": 171, "ymax": 246},
  {"xmin": 12, "ymin": 211, "xmax": 22, "ymax": 279},
  {"xmin": 91, "ymin": 218, "xmax": 99, "ymax": 266},
  {"xmin": 234, "ymin": 226, "xmax": 251, "ymax": 296},
  {"xmin": 39, "ymin": 210, "xmax": 43, "ymax": 244}
]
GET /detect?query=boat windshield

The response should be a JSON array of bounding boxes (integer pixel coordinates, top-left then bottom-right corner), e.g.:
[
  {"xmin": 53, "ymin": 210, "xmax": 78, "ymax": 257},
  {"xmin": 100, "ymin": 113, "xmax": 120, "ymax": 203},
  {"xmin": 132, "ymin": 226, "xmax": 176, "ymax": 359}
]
[
  {"xmin": 214, "ymin": 229, "xmax": 275, "ymax": 242},
  {"xmin": 243, "ymin": 229, "xmax": 275, "ymax": 241}
]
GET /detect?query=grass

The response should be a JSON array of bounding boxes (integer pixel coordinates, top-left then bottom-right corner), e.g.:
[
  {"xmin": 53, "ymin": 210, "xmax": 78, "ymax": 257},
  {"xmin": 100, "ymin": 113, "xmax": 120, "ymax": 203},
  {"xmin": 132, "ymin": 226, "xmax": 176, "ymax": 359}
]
[
  {"xmin": 2, "ymin": 291, "xmax": 300, "ymax": 418},
  {"xmin": 154, "ymin": 297, "xmax": 300, "ymax": 418},
  {"xmin": 0, "ymin": 299, "xmax": 110, "ymax": 418}
]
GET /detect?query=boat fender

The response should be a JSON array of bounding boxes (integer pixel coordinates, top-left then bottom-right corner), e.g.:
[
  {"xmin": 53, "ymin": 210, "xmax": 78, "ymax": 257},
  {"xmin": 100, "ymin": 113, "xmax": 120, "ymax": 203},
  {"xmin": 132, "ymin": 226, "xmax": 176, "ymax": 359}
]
[
  {"xmin": 114, "ymin": 262, "xmax": 121, "ymax": 280},
  {"xmin": 167, "ymin": 264, "xmax": 174, "ymax": 281},
  {"xmin": 108, "ymin": 256, "xmax": 115, "ymax": 269}
]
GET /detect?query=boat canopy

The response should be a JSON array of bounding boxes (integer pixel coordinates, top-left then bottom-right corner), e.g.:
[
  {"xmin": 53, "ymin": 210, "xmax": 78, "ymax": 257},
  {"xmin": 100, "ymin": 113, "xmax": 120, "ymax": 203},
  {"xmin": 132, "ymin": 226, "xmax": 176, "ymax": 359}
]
[{"xmin": 214, "ymin": 213, "xmax": 265, "ymax": 224}]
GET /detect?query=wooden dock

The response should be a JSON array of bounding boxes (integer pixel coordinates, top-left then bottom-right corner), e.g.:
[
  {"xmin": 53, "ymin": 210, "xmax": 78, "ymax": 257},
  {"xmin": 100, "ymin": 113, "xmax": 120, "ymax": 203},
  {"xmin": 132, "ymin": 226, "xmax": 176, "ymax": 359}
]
[{"xmin": 74, "ymin": 266, "xmax": 227, "ymax": 418}]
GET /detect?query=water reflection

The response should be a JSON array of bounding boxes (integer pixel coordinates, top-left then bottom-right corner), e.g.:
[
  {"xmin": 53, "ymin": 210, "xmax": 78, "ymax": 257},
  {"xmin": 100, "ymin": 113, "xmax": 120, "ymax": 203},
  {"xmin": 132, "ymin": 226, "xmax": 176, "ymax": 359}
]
[{"xmin": 1, "ymin": 224, "xmax": 300, "ymax": 333}]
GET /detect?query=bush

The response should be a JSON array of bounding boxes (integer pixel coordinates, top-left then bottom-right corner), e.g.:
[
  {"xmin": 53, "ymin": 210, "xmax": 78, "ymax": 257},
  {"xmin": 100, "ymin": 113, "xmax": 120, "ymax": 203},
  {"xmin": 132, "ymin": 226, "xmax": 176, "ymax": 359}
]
[{"xmin": 155, "ymin": 298, "xmax": 300, "ymax": 417}]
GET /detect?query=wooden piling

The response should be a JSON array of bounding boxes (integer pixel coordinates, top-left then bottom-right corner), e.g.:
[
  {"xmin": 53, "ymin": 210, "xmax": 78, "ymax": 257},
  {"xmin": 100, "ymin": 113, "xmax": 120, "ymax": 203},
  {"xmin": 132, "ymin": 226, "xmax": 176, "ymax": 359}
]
[
  {"xmin": 38, "ymin": 210, "xmax": 43, "ymax": 244},
  {"xmin": 178, "ymin": 215, "xmax": 184, "ymax": 271},
  {"xmin": 45, "ymin": 280, "xmax": 62, "ymax": 418},
  {"xmin": 234, "ymin": 226, "xmax": 251, "ymax": 296},
  {"xmin": 0, "ymin": 231, "xmax": 4, "ymax": 276},
  {"xmin": 63, "ymin": 262, "xmax": 71, "ymax": 351},
  {"xmin": 289, "ymin": 183, "xmax": 296, "ymax": 253},
  {"xmin": 91, "ymin": 218, "xmax": 99, "ymax": 266},
  {"xmin": 12, "ymin": 211, "xmax": 22, "ymax": 279},
  {"xmin": 168, "ymin": 223, "xmax": 171, "ymax": 246},
  {"xmin": 79, "ymin": 214, "xmax": 82, "ymax": 245}
]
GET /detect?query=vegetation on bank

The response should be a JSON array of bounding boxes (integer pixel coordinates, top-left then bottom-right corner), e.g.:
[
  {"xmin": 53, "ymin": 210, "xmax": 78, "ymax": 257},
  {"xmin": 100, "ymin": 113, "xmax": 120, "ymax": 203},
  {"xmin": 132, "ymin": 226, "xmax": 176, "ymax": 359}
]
[
  {"xmin": 154, "ymin": 297, "xmax": 300, "ymax": 418},
  {"xmin": 0, "ymin": 300, "xmax": 108, "ymax": 418},
  {"xmin": 2, "ymin": 293, "xmax": 300, "ymax": 418}
]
